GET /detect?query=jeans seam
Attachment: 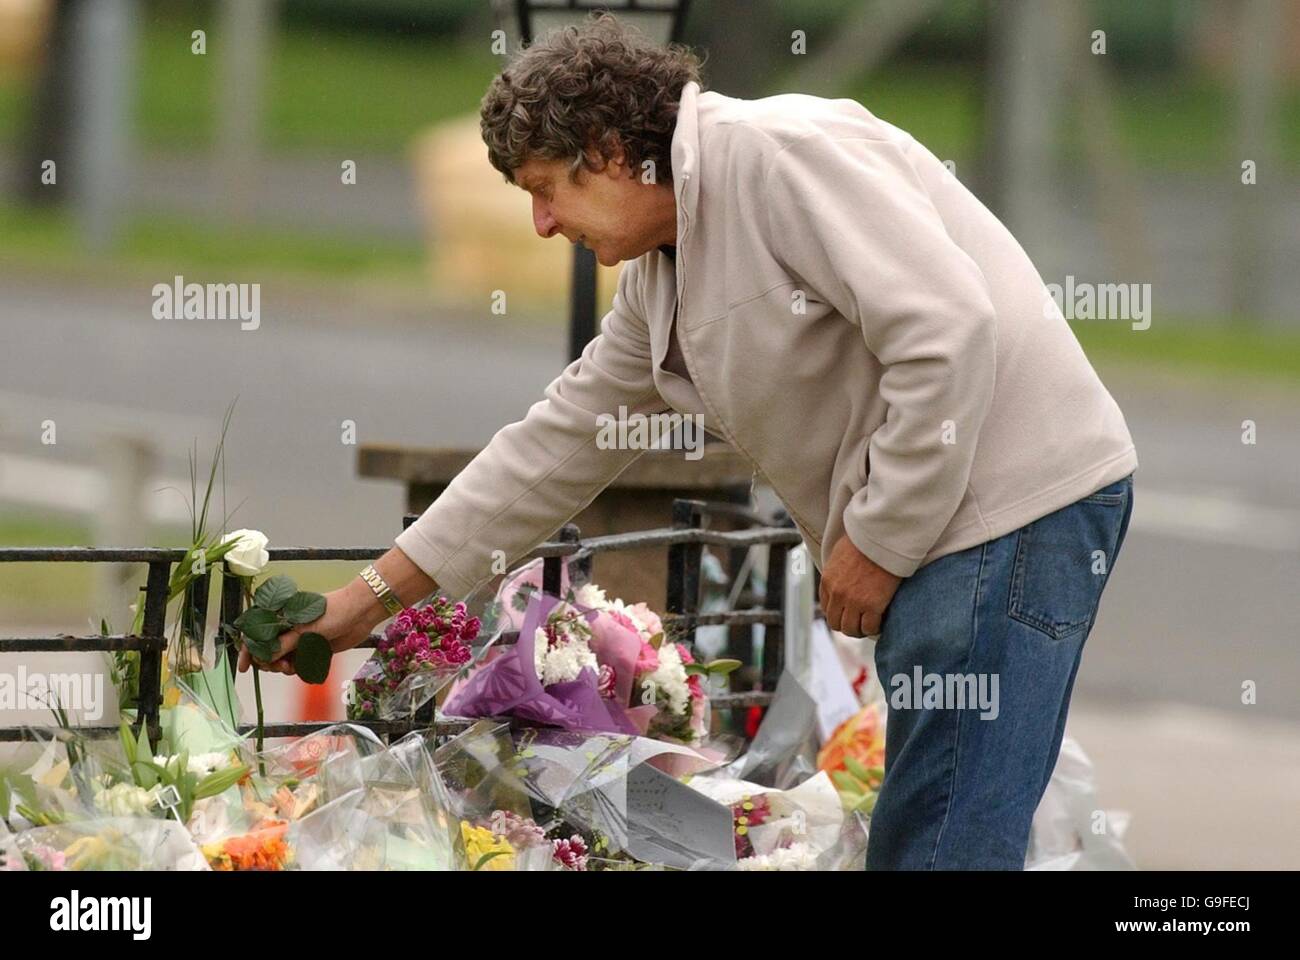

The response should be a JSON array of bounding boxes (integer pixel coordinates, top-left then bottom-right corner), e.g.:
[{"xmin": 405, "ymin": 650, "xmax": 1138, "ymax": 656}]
[{"xmin": 927, "ymin": 538, "xmax": 988, "ymax": 869}]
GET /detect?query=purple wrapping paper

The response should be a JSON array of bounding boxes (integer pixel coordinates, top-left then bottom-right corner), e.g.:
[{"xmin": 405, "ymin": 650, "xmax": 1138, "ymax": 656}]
[{"xmin": 443, "ymin": 591, "xmax": 640, "ymax": 736}]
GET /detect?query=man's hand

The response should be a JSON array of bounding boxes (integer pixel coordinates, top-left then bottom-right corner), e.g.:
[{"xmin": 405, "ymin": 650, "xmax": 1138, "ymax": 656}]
[
  {"xmin": 237, "ymin": 585, "xmax": 374, "ymax": 676},
  {"xmin": 236, "ymin": 546, "xmax": 437, "ymax": 677},
  {"xmin": 819, "ymin": 534, "xmax": 903, "ymax": 638}
]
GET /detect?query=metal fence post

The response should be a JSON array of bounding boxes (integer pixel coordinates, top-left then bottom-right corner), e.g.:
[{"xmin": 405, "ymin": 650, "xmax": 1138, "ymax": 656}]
[
  {"xmin": 138, "ymin": 560, "xmax": 170, "ymax": 745},
  {"xmin": 666, "ymin": 499, "xmax": 704, "ymax": 647},
  {"xmin": 761, "ymin": 540, "xmax": 789, "ymax": 692},
  {"xmin": 543, "ymin": 524, "xmax": 580, "ymax": 598}
]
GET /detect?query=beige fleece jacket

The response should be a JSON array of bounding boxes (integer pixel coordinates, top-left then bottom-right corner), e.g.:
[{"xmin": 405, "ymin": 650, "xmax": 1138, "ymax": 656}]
[{"xmin": 395, "ymin": 81, "xmax": 1138, "ymax": 597}]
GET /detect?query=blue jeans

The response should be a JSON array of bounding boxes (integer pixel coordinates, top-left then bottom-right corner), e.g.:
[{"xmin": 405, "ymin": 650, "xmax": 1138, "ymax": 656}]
[{"xmin": 864, "ymin": 474, "xmax": 1134, "ymax": 870}]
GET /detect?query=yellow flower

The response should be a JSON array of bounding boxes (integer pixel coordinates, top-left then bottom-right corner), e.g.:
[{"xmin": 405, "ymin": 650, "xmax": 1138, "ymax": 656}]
[{"xmin": 460, "ymin": 821, "xmax": 515, "ymax": 871}]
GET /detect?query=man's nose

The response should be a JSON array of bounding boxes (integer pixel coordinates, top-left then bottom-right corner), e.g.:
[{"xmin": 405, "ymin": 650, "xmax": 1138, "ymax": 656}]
[{"xmin": 532, "ymin": 196, "xmax": 560, "ymax": 239}]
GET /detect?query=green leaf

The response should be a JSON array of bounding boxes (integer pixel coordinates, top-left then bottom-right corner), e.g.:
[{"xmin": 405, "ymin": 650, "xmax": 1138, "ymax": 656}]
[
  {"xmin": 244, "ymin": 636, "xmax": 280, "ymax": 662},
  {"xmin": 683, "ymin": 663, "xmax": 708, "ymax": 676},
  {"xmin": 253, "ymin": 575, "xmax": 297, "ymax": 611},
  {"xmin": 843, "ymin": 755, "xmax": 874, "ymax": 784},
  {"xmin": 119, "ymin": 720, "xmax": 137, "ymax": 766},
  {"xmin": 132, "ymin": 760, "xmax": 160, "ymax": 789},
  {"xmin": 853, "ymin": 792, "xmax": 878, "ymax": 815},
  {"xmin": 234, "ymin": 607, "xmax": 283, "ymax": 645},
  {"xmin": 281, "ymin": 592, "xmax": 326, "ymax": 625},
  {"xmin": 705, "ymin": 658, "xmax": 743, "ymax": 676},
  {"xmin": 135, "ymin": 724, "xmax": 152, "ymax": 768},
  {"xmin": 295, "ymin": 633, "xmax": 333, "ymax": 685},
  {"xmin": 10, "ymin": 774, "xmax": 39, "ymax": 809},
  {"xmin": 471, "ymin": 850, "xmax": 511, "ymax": 871},
  {"xmin": 831, "ymin": 770, "xmax": 860, "ymax": 793},
  {"xmin": 195, "ymin": 764, "xmax": 249, "ymax": 800}
]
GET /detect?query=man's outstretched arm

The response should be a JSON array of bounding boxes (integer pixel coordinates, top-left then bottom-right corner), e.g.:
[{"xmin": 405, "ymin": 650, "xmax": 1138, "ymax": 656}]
[{"xmin": 242, "ymin": 263, "xmax": 668, "ymax": 673}]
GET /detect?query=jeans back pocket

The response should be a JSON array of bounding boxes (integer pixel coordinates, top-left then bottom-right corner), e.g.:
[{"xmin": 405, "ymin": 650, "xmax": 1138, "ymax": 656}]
[{"xmin": 1007, "ymin": 477, "xmax": 1132, "ymax": 641}]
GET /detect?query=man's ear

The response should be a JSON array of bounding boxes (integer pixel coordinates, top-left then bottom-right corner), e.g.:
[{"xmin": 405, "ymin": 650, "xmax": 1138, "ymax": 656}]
[{"xmin": 588, "ymin": 135, "xmax": 628, "ymax": 179}]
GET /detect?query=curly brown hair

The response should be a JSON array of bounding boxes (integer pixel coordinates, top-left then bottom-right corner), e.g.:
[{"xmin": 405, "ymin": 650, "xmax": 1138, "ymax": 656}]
[{"xmin": 479, "ymin": 12, "xmax": 703, "ymax": 185}]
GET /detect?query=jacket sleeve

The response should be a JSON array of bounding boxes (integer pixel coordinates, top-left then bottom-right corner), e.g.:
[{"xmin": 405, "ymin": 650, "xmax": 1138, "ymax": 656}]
[
  {"xmin": 763, "ymin": 132, "xmax": 998, "ymax": 577},
  {"xmin": 394, "ymin": 262, "xmax": 669, "ymax": 598}
]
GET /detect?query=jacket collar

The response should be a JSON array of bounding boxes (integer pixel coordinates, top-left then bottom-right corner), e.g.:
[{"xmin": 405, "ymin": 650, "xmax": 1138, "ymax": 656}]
[{"xmin": 670, "ymin": 81, "xmax": 702, "ymax": 242}]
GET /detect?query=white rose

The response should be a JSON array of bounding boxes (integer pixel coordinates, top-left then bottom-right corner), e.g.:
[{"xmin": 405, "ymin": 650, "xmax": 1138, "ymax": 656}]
[{"xmin": 221, "ymin": 528, "xmax": 269, "ymax": 576}]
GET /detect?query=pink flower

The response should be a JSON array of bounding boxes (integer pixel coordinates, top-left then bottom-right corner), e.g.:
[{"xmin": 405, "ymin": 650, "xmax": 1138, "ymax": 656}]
[
  {"xmin": 386, "ymin": 610, "xmax": 416, "ymax": 640},
  {"xmin": 490, "ymin": 810, "xmax": 546, "ymax": 849},
  {"xmin": 687, "ymin": 673, "xmax": 704, "ymax": 700},
  {"xmin": 29, "ymin": 844, "xmax": 66, "ymax": 870},
  {"xmin": 690, "ymin": 690, "xmax": 709, "ymax": 738},
  {"xmin": 675, "ymin": 643, "xmax": 695, "ymax": 665},
  {"xmin": 607, "ymin": 608, "xmax": 638, "ymax": 634},
  {"xmin": 441, "ymin": 637, "xmax": 472, "ymax": 666},
  {"xmin": 628, "ymin": 602, "xmax": 664, "ymax": 638},
  {"xmin": 552, "ymin": 835, "xmax": 589, "ymax": 871},
  {"xmin": 597, "ymin": 663, "xmax": 617, "ymax": 699},
  {"xmin": 635, "ymin": 641, "xmax": 659, "ymax": 674}
]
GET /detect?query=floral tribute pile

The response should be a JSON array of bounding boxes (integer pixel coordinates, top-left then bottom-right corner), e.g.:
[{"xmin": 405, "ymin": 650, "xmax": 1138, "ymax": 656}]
[{"xmin": 0, "ymin": 510, "xmax": 1130, "ymax": 871}]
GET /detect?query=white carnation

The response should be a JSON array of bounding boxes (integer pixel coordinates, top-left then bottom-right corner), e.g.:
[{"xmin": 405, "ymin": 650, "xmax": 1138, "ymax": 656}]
[
  {"xmin": 646, "ymin": 640, "xmax": 690, "ymax": 716},
  {"xmin": 537, "ymin": 638, "xmax": 598, "ymax": 686},
  {"xmin": 533, "ymin": 626, "xmax": 550, "ymax": 681},
  {"xmin": 736, "ymin": 842, "xmax": 820, "ymax": 871},
  {"xmin": 574, "ymin": 583, "xmax": 608, "ymax": 610},
  {"xmin": 531, "ymin": 605, "xmax": 599, "ymax": 686}
]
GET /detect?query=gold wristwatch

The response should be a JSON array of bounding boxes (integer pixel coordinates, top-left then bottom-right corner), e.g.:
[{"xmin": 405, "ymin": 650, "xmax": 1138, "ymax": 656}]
[{"xmin": 359, "ymin": 564, "xmax": 404, "ymax": 616}]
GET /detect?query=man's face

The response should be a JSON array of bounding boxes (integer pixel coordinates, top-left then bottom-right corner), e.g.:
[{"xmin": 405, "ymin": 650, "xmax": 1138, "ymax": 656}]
[{"xmin": 514, "ymin": 150, "xmax": 675, "ymax": 267}]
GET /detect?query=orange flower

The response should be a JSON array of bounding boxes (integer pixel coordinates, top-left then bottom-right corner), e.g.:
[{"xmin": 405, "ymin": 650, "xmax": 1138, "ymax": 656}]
[
  {"xmin": 203, "ymin": 819, "xmax": 292, "ymax": 871},
  {"xmin": 817, "ymin": 703, "xmax": 886, "ymax": 776}
]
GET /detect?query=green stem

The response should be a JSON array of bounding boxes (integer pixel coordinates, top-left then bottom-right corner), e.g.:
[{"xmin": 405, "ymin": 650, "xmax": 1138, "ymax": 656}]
[{"xmin": 252, "ymin": 665, "xmax": 266, "ymax": 777}]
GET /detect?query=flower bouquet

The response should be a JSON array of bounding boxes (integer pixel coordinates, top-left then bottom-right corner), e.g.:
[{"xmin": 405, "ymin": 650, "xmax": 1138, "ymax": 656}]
[
  {"xmin": 445, "ymin": 560, "xmax": 738, "ymax": 750},
  {"xmin": 345, "ymin": 598, "xmax": 478, "ymax": 721},
  {"xmin": 202, "ymin": 820, "xmax": 292, "ymax": 871},
  {"xmin": 444, "ymin": 589, "xmax": 641, "ymax": 736},
  {"xmin": 816, "ymin": 701, "xmax": 886, "ymax": 816},
  {"xmin": 687, "ymin": 770, "xmax": 866, "ymax": 870},
  {"xmin": 459, "ymin": 810, "xmax": 591, "ymax": 871},
  {"xmin": 16, "ymin": 818, "xmax": 209, "ymax": 871}
]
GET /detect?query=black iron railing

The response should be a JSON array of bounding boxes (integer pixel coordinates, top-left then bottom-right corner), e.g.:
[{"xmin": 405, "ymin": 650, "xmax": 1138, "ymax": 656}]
[{"xmin": 0, "ymin": 500, "xmax": 801, "ymax": 748}]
